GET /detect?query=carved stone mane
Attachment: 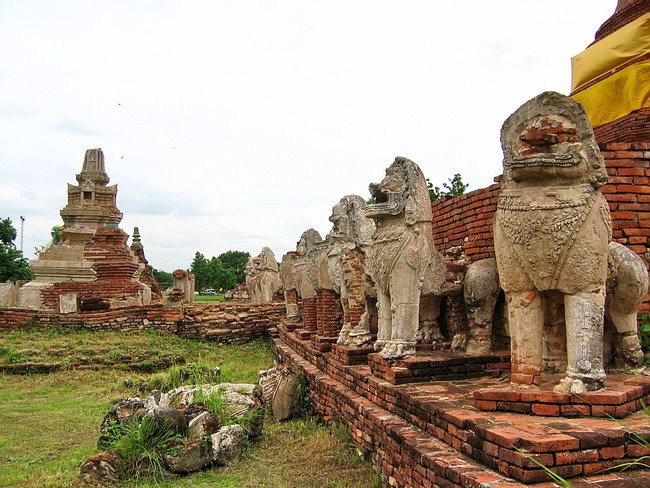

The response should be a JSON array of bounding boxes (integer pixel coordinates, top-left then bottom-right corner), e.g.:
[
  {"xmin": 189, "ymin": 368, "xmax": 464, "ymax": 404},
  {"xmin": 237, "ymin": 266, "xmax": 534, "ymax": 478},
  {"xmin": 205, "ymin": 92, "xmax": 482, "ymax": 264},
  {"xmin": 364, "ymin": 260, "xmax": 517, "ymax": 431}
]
[{"xmin": 367, "ymin": 157, "xmax": 434, "ymax": 294}]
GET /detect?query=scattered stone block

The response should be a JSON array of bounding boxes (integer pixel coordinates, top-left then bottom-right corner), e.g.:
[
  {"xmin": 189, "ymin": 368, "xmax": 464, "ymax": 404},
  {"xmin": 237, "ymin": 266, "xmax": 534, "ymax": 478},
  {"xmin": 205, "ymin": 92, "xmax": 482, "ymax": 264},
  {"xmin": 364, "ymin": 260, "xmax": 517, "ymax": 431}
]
[
  {"xmin": 211, "ymin": 424, "xmax": 245, "ymax": 465},
  {"xmin": 80, "ymin": 451, "xmax": 124, "ymax": 483}
]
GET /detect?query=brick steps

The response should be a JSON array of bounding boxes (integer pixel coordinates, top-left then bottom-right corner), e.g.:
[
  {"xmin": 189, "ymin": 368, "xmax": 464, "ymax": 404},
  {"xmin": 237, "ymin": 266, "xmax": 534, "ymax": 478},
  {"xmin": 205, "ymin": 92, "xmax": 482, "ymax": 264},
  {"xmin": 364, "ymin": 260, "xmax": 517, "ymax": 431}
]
[
  {"xmin": 276, "ymin": 326, "xmax": 650, "ymax": 486},
  {"xmin": 369, "ymin": 350, "xmax": 510, "ymax": 385},
  {"xmin": 274, "ymin": 339, "xmax": 527, "ymax": 488},
  {"xmin": 474, "ymin": 376, "xmax": 650, "ymax": 419}
]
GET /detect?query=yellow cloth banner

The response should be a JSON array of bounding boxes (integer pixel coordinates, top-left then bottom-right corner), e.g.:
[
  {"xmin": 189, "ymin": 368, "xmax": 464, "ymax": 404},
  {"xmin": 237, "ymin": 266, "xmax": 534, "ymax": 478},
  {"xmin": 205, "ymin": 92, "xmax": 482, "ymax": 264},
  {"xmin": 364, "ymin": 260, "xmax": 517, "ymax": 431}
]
[
  {"xmin": 572, "ymin": 60, "xmax": 650, "ymax": 128},
  {"xmin": 571, "ymin": 12, "xmax": 650, "ymax": 92}
]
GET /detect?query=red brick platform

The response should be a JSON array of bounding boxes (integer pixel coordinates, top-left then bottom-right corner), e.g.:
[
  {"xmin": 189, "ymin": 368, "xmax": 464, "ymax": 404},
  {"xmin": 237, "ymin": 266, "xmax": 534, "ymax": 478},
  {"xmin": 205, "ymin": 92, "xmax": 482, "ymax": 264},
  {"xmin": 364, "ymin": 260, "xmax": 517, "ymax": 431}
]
[
  {"xmin": 369, "ymin": 349, "xmax": 511, "ymax": 385},
  {"xmin": 474, "ymin": 375, "xmax": 650, "ymax": 419},
  {"xmin": 311, "ymin": 334, "xmax": 337, "ymax": 352},
  {"xmin": 294, "ymin": 328, "xmax": 313, "ymax": 340},
  {"xmin": 331, "ymin": 343, "xmax": 375, "ymax": 365},
  {"xmin": 282, "ymin": 318, "xmax": 301, "ymax": 332},
  {"xmin": 275, "ymin": 324, "xmax": 650, "ymax": 486}
]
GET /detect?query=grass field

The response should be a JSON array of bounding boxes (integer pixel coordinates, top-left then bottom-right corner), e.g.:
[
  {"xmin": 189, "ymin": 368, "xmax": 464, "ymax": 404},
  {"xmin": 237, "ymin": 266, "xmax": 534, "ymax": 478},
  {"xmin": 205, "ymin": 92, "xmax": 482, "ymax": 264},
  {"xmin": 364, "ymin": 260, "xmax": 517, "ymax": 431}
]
[
  {"xmin": 193, "ymin": 294, "xmax": 225, "ymax": 303},
  {"xmin": 0, "ymin": 330, "xmax": 379, "ymax": 487},
  {"xmin": 0, "ymin": 327, "xmax": 267, "ymax": 379}
]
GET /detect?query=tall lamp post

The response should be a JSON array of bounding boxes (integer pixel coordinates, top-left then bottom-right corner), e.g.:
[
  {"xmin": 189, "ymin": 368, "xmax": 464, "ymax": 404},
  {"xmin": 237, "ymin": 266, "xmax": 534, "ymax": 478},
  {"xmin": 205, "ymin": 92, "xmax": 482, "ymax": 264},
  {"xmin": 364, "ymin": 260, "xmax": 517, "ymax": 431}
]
[{"xmin": 19, "ymin": 216, "xmax": 24, "ymax": 254}]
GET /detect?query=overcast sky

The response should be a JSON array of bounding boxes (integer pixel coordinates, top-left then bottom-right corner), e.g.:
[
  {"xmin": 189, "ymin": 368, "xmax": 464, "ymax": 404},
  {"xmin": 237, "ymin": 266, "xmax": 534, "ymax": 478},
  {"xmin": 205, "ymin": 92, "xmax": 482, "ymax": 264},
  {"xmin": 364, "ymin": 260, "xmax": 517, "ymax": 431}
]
[{"xmin": 1, "ymin": 1, "xmax": 617, "ymax": 272}]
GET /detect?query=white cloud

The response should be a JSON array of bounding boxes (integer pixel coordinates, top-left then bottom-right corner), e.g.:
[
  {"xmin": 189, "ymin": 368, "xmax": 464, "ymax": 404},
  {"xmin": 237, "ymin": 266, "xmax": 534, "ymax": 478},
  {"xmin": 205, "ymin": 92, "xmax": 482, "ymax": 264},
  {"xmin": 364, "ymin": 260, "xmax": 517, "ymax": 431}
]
[{"xmin": 0, "ymin": 0, "xmax": 618, "ymax": 270}]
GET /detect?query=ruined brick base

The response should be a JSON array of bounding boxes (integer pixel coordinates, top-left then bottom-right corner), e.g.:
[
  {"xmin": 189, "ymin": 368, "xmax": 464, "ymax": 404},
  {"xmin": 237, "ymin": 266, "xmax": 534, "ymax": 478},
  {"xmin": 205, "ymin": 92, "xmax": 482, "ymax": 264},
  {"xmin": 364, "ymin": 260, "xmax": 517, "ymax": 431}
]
[
  {"xmin": 295, "ymin": 329, "xmax": 314, "ymax": 341},
  {"xmin": 331, "ymin": 343, "xmax": 375, "ymax": 365},
  {"xmin": 0, "ymin": 302, "xmax": 285, "ymax": 345},
  {"xmin": 274, "ymin": 325, "xmax": 650, "ymax": 487},
  {"xmin": 369, "ymin": 350, "xmax": 511, "ymax": 385},
  {"xmin": 311, "ymin": 334, "xmax": 337, "ymax": 352},
  {"xmin": 474, "ymin": 375, "xmax": 650, "ymax": 419}
]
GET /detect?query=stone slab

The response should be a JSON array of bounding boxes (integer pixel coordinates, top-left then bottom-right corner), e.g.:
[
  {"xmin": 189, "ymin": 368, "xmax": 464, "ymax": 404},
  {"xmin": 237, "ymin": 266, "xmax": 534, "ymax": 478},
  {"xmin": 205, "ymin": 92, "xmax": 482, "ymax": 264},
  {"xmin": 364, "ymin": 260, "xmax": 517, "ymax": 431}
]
[{"xmin": 59, "ymin": 293, "xmax": 78, "ymax": 314}]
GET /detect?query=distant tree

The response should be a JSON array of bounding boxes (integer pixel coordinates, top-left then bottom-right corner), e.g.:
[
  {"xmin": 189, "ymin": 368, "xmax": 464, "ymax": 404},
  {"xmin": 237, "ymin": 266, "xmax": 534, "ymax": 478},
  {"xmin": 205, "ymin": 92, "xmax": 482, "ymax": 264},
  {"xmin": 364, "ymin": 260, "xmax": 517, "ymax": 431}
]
[
  {"xmin": 427, "ymin": 173, "xmax": 469, "ymax": 201},
  {"xmin": 152, "ymin": 268, "xmax": 173, "ymax": 291},
  {"xmin": 0, "ymin": 217, "xmax": 33, "ymax": 282},
  {"xmin": 189, "ymin": 250, "xmax": 250, "ymax": 291},
  {"xmin": 207, "ymin": 257, "xmax": 237, "ymax": 292},
  {"xmin": 215, "ymin": 250, "xmax": 250, "ymax": 285},
  {"xmin": 189, "ymin": 252, "xmax": 211, "ymax": 289}
]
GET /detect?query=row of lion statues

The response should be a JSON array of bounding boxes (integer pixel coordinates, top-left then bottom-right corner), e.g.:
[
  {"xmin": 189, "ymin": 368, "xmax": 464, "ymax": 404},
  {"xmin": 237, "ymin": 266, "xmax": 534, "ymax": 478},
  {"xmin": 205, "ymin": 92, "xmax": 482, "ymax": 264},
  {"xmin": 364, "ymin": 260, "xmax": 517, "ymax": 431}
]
[{"xmin": 249, "ymin": 92, "xmax": 649, "ymax": 394}]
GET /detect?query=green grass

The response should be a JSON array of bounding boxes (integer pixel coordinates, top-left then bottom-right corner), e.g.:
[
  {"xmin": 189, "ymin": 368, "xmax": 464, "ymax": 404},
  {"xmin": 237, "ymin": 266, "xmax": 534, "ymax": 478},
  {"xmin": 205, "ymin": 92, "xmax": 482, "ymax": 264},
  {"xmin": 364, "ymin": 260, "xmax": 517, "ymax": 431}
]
[
  {"xmin": 0, "ymin": 330, "xmax": 378, "ymax": 487},
  {"xmin": 0, "ymin": 328, "xmax": 271, "ymax": 379},
  {"xmin": 108, "ymin": 415, "xmax": 183, "ymax": 478},
  {"xmin": 194, "ymin": 294, "xmax": 225, "ymax": 303},
  {"xmin": 116, "ymin": 418, "xmax": 381, "ymax": 488}
]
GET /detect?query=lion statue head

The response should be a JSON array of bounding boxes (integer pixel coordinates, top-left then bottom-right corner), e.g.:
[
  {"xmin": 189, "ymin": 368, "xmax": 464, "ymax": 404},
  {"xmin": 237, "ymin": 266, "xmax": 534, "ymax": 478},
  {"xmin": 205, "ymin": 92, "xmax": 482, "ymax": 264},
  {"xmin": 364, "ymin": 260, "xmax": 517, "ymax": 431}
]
[
  {"xmin": 366, "ymin": 156, "xmax": 432, "ymax": 226},
  {"xmin": 500, "ymin": 91, "xmax": 606, "ymax": 189}
]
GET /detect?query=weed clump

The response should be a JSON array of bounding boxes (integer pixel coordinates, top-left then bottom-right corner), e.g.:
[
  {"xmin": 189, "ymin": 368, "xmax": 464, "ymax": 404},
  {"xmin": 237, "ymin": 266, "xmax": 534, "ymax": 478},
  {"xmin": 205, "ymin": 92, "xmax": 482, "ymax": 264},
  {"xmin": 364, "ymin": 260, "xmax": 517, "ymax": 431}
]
[
  {"xmin": 132, "ymin": 360, "xmax": 222, "ymax": 393},
  {"xmin": 107, "ymin": 415, "xmax": 182, "ymax": 478}
]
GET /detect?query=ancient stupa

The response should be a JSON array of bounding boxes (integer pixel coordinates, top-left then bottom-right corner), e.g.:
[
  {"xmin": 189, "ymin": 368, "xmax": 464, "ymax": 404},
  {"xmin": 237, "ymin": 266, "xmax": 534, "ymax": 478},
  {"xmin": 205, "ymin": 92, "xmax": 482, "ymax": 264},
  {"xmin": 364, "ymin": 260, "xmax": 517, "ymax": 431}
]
[{"xmin": 18, "ymin": 149, "xmax": 156, "ymax": 312}]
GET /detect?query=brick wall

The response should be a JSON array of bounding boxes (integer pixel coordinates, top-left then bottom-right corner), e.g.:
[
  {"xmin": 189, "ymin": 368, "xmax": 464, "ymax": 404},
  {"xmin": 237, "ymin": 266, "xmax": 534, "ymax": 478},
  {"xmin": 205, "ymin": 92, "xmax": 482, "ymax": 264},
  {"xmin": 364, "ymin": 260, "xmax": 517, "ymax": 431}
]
[
  {"xmin": 429, "ymin": 142, "xmax": 649, "ymax": 314},
  {"xmin": 594, "ymin": 109, "xmax": 650, "ymax": 144},
  {"xmin": 430, "ymin": 183, "xmax": 500, "ymax": 260},
  {"xmin": 0, "ymin": 302, "xmax": 285, "ymax": 343},
  {"xmin": 601, "ymin": 141, "xmax": 650, "ymax": 314}
]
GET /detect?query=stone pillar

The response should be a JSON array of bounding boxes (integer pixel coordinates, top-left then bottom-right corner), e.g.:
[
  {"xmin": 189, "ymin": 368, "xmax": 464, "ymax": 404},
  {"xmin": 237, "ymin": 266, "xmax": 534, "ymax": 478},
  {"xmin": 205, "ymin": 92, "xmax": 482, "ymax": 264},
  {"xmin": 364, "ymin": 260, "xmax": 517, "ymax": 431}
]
[
  {"xmin": 284, "ymin": 289, "xmax": 299, "ymax": 321},
  {"xmin": 316, "ymin": 289, "xmax": 340, "ymax": 338}
]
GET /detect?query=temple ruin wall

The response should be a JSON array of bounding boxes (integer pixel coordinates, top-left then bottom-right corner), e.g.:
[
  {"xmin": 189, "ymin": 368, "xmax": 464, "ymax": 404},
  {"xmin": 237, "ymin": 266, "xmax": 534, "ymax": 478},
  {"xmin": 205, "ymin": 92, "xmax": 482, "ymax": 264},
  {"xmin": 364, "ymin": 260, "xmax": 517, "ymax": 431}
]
[{"xmin": 0, "ymin": 302, "xmax": 285, "ymax": 344}]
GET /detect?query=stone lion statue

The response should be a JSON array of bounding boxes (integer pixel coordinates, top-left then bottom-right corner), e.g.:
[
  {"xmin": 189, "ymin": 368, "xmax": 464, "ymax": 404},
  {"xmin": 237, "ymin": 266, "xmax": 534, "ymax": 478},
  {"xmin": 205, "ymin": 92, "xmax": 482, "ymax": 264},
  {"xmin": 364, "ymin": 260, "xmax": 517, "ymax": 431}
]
[
  {"xmin": 365, "ymin": 157, "xmax": 446, "ymax": 359},
  {"xmin": 279, "ymin": 252, "xmax": 300, "ymax": 321},
  {"xmin": 495, "ymin": 91, "xmax": 611, "ymax": 394},
  {"xmin": 326, "ymin": 195, "xmax": 376, "ymax": 347},
  {"xmin": 294, "ymin": 228, "xmax": 324, "ymax": 302},
  {"xmin": 245, "ymin": 247, "xmax": 282, "ymax": 305},
  {"xmin": 605, "ymin": 242, "xmax": 648, "ymax": 368}
]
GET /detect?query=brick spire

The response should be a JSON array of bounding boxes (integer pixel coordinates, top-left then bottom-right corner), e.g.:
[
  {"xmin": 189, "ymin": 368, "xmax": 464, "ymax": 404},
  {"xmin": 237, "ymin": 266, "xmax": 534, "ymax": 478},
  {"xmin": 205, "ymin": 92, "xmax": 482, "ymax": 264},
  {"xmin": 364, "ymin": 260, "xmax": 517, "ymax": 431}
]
[{"xmin": 595, "ymin": 0, "xmax": 649, "ymax": 40}]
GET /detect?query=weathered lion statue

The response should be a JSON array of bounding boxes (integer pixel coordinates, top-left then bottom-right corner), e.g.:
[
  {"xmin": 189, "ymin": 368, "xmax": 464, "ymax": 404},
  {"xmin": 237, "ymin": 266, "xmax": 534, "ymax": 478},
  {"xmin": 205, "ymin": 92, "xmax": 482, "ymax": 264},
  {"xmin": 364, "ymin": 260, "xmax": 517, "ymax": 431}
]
[
  {"xmin": 366, "ymin": 157, "xmax": 446, "ymax": 359},
  {"xmin": 245, "ymin": 247, "xmax": 282, "ymax": 305},
  {"xmin": 326, "ymin": 195, "xmax": 376, "ymax": 347},
  {"xmin": 605, "ymin": 242, "xmax": 648, "ymax": 368},
  {"xmin": 293, "ymin": 228, "xmax": 324, "ymax": 304},
  {"xmin": 495, "ymin": 91, "xmax": 612, "ymax": 394}
]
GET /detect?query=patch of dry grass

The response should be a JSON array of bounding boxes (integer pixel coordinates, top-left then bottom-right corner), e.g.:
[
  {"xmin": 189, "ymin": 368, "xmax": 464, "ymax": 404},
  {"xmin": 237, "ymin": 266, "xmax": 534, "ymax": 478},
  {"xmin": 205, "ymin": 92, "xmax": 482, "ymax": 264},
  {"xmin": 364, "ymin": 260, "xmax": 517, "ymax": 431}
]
[{"xmin": 0, "ymin": 330, "xmax": 379, "ymax": 487}]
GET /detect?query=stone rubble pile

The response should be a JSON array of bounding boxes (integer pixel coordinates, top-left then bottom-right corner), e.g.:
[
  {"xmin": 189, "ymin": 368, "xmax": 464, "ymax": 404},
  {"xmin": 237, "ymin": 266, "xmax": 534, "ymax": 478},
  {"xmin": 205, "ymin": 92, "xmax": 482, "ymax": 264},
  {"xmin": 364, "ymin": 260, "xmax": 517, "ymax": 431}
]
[{"xmin": 81, "ymin": 367, "xmax": 300, "ymax": 483}]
